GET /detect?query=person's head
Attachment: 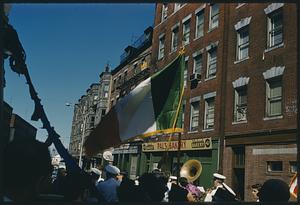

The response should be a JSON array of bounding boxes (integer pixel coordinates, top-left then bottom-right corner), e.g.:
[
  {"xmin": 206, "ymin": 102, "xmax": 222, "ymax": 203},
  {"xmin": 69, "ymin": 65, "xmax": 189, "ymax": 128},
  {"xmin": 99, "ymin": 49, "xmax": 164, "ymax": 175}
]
[
  {"xmin": 117, "ymin": 171, "xmax": 128, "ymax": 182},
  {"xmin": 251, "ymin": 183, "xmax": 262, "ymax": 200},
  {"xmin": 117, "ymin": 179, "xmax": 147, "ymax": 202},
  {"xmin": 169, "ymin": 176, "xmax": 177, "ymax": 184},
  {"xmin": 104, "ymin": 164, "xmax": 120, "ymax": 179},
  {"xmin": 258, "ymin": 179, "xmax": 290, "ymax": 202},
  {"xmin": 90, "ymin": 168, "xmax": 101, "ymax": 182},
  {"xmin": 3, "ymin": 139, "xmax": 53, "ymax": 202},
  {"xmin": 138, "ymin": 172, "xmax": 168, "ymax": 201},
  {"xmin": 213, "ymin": 173, "xmax": 226, "ymax": 188},
  {"xmin": 178, "ymin": 177, "xmax": 188, "ymax": 187}
]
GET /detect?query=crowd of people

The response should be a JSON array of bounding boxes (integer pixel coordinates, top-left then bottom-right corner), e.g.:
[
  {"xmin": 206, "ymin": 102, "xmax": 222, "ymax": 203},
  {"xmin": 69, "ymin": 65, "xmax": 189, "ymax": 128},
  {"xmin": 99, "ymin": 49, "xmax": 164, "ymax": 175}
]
[{"xmin": 2, "ymin": 138, "xmax": 292, "ymax": 203}]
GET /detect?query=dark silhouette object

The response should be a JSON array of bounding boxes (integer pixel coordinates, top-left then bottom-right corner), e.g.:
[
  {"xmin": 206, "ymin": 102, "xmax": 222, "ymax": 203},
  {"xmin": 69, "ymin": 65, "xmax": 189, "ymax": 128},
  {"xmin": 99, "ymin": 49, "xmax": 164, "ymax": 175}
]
[
  {"xmin": 117, "ymin": 179, "xmax": 147, "ymax": 202},
  {"xmin": 138, "ymin": 172, "xmax": 168, "ymax": 201},
  {"xmin": 258, "ymin": 179, "xmax": 290, "ymax": 202},
  {"xmin": 251, "ymin": 183, "xmax": 262, "ymax": 201},
  {"xmin": 168, "ymin": 183, "xmax": 188, "ymax": 202},
  {"xmin": 3, "ymin": 139, "xmax": 53, "ymax": 202},
  {"xmin": 213, "ymin": 186, "xmax": 237, "ymax": 202}
]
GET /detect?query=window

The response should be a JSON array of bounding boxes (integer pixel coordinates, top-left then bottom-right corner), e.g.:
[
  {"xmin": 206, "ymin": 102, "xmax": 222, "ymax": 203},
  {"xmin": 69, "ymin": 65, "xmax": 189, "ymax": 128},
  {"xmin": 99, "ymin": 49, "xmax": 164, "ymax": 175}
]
[
  {"xmin": 234, "ymin": 86, "xmax": 247, "ymax": 122},
  {"xmin": 195, "ymin": 10, "xmax": 204, "ymax": 39},
  {"xmin": 266, "ymin": 79, "xmax": 282, "ymax": 117},
  {"xmin": 161, "ymin": 3, "xmax": 168, "ymax": 22},
  {"xmin": 209, "ymin": 4, "xmax": 219, "ymax": 30},
  {"xmin": 158, "ymin": 34, "xmax": 165, "ymax": 60},
  {"xmin": 267, "ymin": 10, "xmax": 283, "ymax": 48},
  {"xmin": 104, "ymin": 84, "xmax": 109, "ymax": 92},
  {"xmin": 290, "ymin": 161, "xmax": 297, "ymax": 174},
  {"xmin": 113, "ymin": 79, "xmax": 117, "ymax": 91},
  {"xmin": 184, "ymin": 58, "xmax": 188, "ymax": 88},
  {"xmin": 181, "ymin": 100, "xmax": 186, "ymax": 129},
  {"xmin": 190, "ymin": 100, "xmax": 200, "ymax": 131},
  {"xmin": 193, "ymin": 54, "xmax": 203, "ymax": 74},
  {"xmin": 204, "ymin": 97, "xmax": 215, "ymax": 130},
  {"xmin": 183, "ymin": 19, "xmax": 191, "ymax": 45},
  {"xmin": 124, "ymin": 70, "xmax": 128, "ymax": 81},
  {"xmin": 267, "ymin": 161, "xmax": 283, "ymax": 172},
  {"xmin": 174, "ymin": 3, "xmax": 183, "ymax": 12},
  {"xmin": 104, "ymin": 92, "xmax": 108, "ymax": 98},
  {"xmin": 171, "ymin": 26, "xmax": 179, "ymax": 52},
  {"xmin": 233, "ymin": 147, "xmax": 245, "ymax": 168},
  {"xmin": 236, "ymin": 26, "xmax": 249, "ymax": 60},
  {"xmin": 207, "ymin": 48, "xmax": 217, "ymax": 78}
]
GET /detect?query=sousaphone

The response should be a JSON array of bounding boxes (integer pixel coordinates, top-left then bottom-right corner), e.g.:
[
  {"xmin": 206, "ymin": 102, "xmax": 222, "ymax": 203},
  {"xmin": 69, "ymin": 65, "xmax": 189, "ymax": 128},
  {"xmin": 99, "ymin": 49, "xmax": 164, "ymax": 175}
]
[{"xmin": 180, "ymin": 159, "xmax": 202, "ymax": 182}]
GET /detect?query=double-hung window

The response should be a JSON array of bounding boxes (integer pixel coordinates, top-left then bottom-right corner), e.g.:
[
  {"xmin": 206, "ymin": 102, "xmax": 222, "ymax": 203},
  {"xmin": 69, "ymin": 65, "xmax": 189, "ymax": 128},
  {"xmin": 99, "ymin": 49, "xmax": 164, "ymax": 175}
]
[
  {"xmin": 171, "ymin": 24, "xmax": 179, "ymax": 52},
  {"xmin": 267, "ymin": 10, "xmax": 283, "ymax": 48},
  {"xmin": 181, "ymin": 99, "xmax": 186, "ymax": 129},
  {"xmin": 207, "ymin": 47, "xmax": 217, "ymax": 78},
  {"xmin": 183, "ymin": 19, "xmax": 191, "ymax": 45},
  {"xmin": 234, "ymin": 87, "xmax": 247, "ymax": 122},
  {"xmin": 266, "ymin": 79, "xmax": 282, "ymax": 117},
  {"xmin": 195, "ymin": 10, "xmax": 204, "ymax": 39},
  {"xmin": 158, "ymin": 34, "xmax": 165, "ymax": 60},
  {"xmin": 204, "ymin": 95, "xmax": 215, "ymax": 130},
  {"xmin": 161, "ymin": 3, "xmax": 168, "ymax": 22},
  {"xmin": 190, "ymin": 98, "xmax": 200, "ymax": 132},
  {"xmin": 209, "ymin": 4, "xmax": 219, "ymax": 30},
  {"xmin": 193, "ymin": 54, "xmax": 202, "ymax": 74},
  {"xmin": 184, "ymin": 57, "xmax": 189, "ymax": 88},
  {"xmin": 237, "ymin": 27, "xmax": 249, "ymax": 60}
]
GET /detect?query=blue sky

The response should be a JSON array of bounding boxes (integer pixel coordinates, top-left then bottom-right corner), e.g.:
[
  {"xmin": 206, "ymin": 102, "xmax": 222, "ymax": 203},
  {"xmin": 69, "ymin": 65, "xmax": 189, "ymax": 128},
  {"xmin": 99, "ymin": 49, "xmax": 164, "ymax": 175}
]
[{"xmin": 4, "ymin": 3, "xmax": 155, "ymax": 148}]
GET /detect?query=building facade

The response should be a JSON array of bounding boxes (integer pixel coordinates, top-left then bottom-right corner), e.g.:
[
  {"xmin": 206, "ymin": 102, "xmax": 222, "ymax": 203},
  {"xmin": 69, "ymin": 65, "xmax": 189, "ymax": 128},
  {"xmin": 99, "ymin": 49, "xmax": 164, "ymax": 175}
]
[
  {"xmin": 109, "ymin": 26, "xmax": 153, "ymax": 179},
  {"xmin": 150, "ymin": 2, "xmax": 297, "ymax": 201},
  {"xmin": 222, "ymin": 3, "xmax": 297, "ymax": 201}
]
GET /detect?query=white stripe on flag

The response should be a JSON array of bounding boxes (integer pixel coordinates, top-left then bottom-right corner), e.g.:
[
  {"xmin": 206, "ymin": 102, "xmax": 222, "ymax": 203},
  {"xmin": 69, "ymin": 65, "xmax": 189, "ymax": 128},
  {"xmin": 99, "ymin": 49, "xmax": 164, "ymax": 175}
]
[{"xmin": 115, "ymin": 77, "xmax": 156, "ymax": 141}]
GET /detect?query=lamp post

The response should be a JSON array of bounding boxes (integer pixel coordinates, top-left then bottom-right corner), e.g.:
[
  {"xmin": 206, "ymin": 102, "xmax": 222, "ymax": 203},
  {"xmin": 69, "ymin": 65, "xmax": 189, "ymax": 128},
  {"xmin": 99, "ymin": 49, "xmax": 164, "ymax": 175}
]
[{"xmin": 66, "ymin": 102, "xmax": 87, "ymax": 169}]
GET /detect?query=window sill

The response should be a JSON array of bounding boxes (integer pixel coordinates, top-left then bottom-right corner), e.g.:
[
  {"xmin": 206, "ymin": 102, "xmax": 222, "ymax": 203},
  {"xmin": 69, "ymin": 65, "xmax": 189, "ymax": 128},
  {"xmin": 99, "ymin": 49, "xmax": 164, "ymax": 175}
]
[
  {"xmin": 264, "ymin": 43, "xmax": 284, "ymax": 53},
  {"xmin": 194, "ymin": 35, "xmax": 203, "ymax": 41},
  {"xmin": 205, "ymin": 76, "xmax": 216, "ymax": 81},
  {"xmin": 232, "ymin": 120, "xmax": 247, "ymax": 125},
  {"xmin": 183, "ymin": 42, "xmax": 190, "ymax": 47},
  {"xmin": 187, "ymin": 131, "xmax": 198, "ymax": 134},
  {"xmin": 169, "ymin": 49, "xmax": 177, "ymax": 55},
  {"xmin": 158, "ymin": 57, "xmax": 164, "ymax": 61},
  {"xmin": 202, "ymin": 129, "xmax": 214, "ymax": 132},
  {"xmin": 207, "ymin": 26, "xmax": 218, "ymax": 33},
  {"xmin": 263, "ymin": 115, "xmax": 283, "ymax": 121},
  {"xmin": 234, "ymin": 56, "xmax": 249, "ymax": 64},
  {"xmin": 235, "ymin": 3, "xmax": 246, "ymax": 9}
]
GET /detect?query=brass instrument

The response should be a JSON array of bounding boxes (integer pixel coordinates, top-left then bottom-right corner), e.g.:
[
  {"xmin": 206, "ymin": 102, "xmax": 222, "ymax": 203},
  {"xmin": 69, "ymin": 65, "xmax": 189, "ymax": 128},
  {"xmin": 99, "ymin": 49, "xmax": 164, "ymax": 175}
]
[{"xmin": 180, "ymin": 159, "xmax": 202, "ymax": 182}]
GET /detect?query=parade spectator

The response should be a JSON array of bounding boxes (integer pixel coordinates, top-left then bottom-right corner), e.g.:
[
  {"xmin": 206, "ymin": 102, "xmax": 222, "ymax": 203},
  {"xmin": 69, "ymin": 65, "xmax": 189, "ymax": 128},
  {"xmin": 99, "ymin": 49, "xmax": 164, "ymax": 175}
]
[
  {"xmin": 96, "ymin": 164, "xmax": 121, "ymax": 202},
  {"xmin": 3, "ymin": 139, "xmax": 53, "ymax": 202},
  {"xmin": 258, "ymin": 179, "xmax": 290, "ymax": 202},
  {"xmin": 117, "ymin": 178, "xmax": 147, "ymax": 202},
  {"xmin": 251, "ymin": 183, "xmax": 262, "ymax": 202},
  {"xmin": 168, "ymin": 183, "xmax": 189, "ymax": 202},
  {"xmin": 138, "ymin": 172, "xmax": 168, "ymax": 201}
]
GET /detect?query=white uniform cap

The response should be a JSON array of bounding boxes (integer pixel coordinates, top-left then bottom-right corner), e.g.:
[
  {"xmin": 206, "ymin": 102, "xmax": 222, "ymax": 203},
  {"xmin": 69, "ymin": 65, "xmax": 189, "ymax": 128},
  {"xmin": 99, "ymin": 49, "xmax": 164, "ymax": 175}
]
[
  {"xmin": 169, "ymin": 176, "xmax": 177, "ymax": 180},
  {"xmin": 105, "ymin": 165, "xmax": 120, "ymax": 175},
  {"xmin": 91, "ymin": 168, "xmax": 101, "ymax": 176},
  {"xmin": 213, "ymin": 173, "xmax": 226, "ymax": 180}
]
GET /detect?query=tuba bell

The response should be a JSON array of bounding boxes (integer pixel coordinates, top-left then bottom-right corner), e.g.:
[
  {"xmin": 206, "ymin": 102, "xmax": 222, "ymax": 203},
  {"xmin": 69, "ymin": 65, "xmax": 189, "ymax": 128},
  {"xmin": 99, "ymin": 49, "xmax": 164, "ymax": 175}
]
[{"xmin": 180, "ymin": 159, "xmax": 202, "ymax": 182}]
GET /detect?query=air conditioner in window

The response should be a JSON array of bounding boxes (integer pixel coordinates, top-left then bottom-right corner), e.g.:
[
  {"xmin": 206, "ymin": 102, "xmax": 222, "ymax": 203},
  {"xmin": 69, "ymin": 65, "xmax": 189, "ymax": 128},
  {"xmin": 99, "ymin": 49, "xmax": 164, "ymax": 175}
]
[{"xmin": 189, "ymin": 73, "xmax": 201, "ymax": 81}]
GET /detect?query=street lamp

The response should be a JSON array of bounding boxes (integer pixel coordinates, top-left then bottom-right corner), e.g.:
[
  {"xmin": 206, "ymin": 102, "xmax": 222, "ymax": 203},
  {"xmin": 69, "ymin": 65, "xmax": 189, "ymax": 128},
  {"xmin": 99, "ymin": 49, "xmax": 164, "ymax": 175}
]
[{"xmin": 66, "ymin": 102, "xmax": 87, "ymax": 169}]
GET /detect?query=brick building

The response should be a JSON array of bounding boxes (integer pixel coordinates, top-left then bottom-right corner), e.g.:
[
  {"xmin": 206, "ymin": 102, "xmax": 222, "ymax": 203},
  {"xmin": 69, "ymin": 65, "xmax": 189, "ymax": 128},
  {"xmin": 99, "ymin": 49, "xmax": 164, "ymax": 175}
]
[
  {"xmin": 222, "ymin": 3, "xmax": 297, "ymax": 201},
  {"xmin": 150, "ymin": 2, "xmax": 297, "ymax": 201}
]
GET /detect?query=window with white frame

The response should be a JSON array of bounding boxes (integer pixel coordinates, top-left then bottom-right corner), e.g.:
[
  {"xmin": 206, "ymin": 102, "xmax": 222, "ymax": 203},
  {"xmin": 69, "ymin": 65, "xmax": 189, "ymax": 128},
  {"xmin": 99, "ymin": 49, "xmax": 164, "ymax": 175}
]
[
  {"xmin": 181, "ymin": 99, "xmax": 186, "ymax": 129},
  {"xmin": 195, "ymin": 10, "xmax": 204, "ymax": 39},
  {"xmin": 234, "ymin": 86, "xmax": 247, "ymax": 122},
  {"xmin": 207, "ymin": 47, "xmax": 217, "ymax": 78},
  {"xmin": 161, "ymin": 3, "xmax": 168, "ymax": 22},
  {"xmin": 184, "ymin": 57, "xmax": 188, "ymax": 88},
  {"xmin": 183, "ymin": 19, "xmax": 191, "ymax": 45},
  {"xmin": 158, "ymin": 34, "xmax": 165, "ymax": 60},
  {"xmin": 190, "ymin": 99, "xmax": 200, "ymax": 131},
  {"xmin": 193, "ymin": 54, "xmax": 203, "ymax": 74},
  {"xmin": 204, "ymin": 96, "xmax": 215, "ymax": 130},
  {"xmin": 267, "ymin": 9, "xmax": 283, "ymax": 48},
  {"xmin": 209, "ymin": 4, "xmax": 219, "ymax": 30},
  {"xmin": 174, "ymin": 3, "xmax": 183, "ymax": 12},
  {"xmin": 266, "ymin": 78, "xmax": 282, "ymax": 117},
  {"xmin": 237, "ymin": 26, "xmax": 249, "ymax": 60},
  {"xmin": 171, "ymin": 26, "xmax": 179, "ymax": 52}
]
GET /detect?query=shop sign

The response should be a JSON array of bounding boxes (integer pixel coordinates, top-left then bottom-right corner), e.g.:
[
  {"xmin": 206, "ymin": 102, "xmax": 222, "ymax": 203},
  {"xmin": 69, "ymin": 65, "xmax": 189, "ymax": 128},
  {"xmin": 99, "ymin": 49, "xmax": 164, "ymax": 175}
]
[
  {"xmin": 142, "ymin": 138, "xmax": 212, "ymax": 152},
  {"xmin": 112, "ymin": 144, "xmax": 139, "ymax": 154}
]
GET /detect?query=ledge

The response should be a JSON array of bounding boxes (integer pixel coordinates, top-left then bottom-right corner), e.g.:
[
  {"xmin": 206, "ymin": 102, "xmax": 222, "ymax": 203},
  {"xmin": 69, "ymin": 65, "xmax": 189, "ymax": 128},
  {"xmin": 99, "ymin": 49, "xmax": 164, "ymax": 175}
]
[
  {"xmin": 205, "ymin": 76, "xmax": 216, "ymax": 82},
  {"xmin": 232, "ymin": 120, "xmax": 248, "ymax": 125},
  {"xmin": 202, "ymin": 128, "xmax": 214, "ymax": 132},
  {"xmin": 207, "ymin": 26, "xmax": 218, "ymax": 33},
  {"xmin": 263, "ymin": 115, "xmax": 283, "ymax": 121},
  {"xmin": 236, "ymin": 3, "xmax": 246, "ymax": 9},
  {"xmin": 234, "ymin": 56, "xmax": 249, "ymax": 65},
  {"xmin": 187, "ymin": 130, "xmax": 198, "ymax": 134},
  {"xmin": 264, "ymin": 43, "xmax": 284, "ymax": 53}
]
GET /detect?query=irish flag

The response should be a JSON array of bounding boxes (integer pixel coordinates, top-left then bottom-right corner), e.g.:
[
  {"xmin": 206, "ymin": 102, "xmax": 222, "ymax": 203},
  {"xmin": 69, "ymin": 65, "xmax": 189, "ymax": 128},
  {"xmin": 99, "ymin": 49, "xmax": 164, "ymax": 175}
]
[
  {"xmin": 84, "ymin": 54, "xmax": 184, "ymax": 157},
  {"xmin": 290, "ymin": 172, "xmax": 298, "ymax": 199}
]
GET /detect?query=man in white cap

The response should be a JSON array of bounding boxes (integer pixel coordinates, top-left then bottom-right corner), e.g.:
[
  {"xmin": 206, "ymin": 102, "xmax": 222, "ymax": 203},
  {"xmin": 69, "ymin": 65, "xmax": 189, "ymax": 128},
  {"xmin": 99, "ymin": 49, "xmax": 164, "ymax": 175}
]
[
  {"xmin": 204, "ymin": 173, "xmax": 236, "ymax": 202},
  {"xmin": 96, "ymin": 164, "xmax": 121, "ymax": 202}
]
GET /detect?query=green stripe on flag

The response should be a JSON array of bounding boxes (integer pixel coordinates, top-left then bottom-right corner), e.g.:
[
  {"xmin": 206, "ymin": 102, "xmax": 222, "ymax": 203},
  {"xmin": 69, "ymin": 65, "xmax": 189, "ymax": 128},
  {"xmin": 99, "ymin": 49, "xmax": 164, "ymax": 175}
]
[{"xmin": 151, "ymin": 54, "xmax": 184, "ymax": 130}]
